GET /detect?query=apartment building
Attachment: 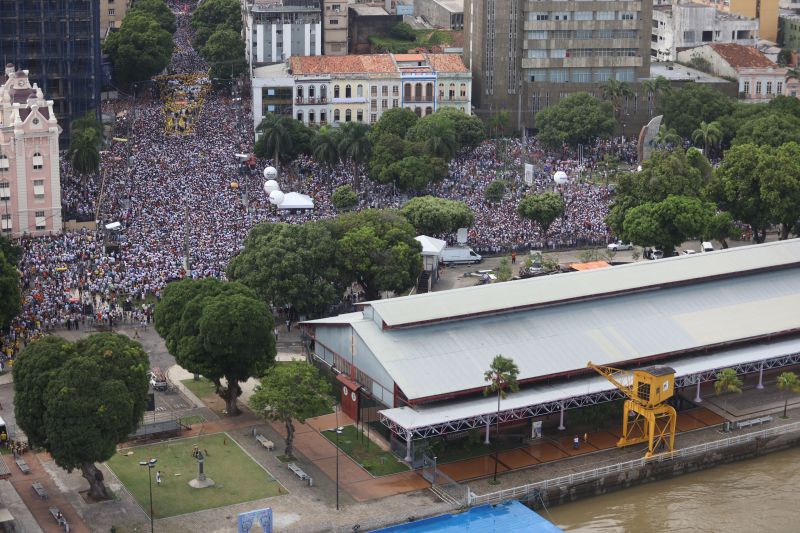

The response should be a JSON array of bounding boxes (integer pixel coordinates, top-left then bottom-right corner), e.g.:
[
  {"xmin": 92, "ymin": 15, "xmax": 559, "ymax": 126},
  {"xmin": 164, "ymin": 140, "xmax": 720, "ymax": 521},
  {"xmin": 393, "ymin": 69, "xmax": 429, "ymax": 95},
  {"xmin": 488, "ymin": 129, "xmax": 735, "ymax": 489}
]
[
  {"xmin": 0, "ymin": 65, "xmax": 62, "ymax": 237},
  {"xmin": 244, "ymin": 0, "xmax": 322, "ymax": 68},
  {"xmin": 101, "ymin": 0, "xmax": 132, "ymax": 38},
  {"xmin": 323, "ymin": 0, "xmax": 349, "ymax": 55}
]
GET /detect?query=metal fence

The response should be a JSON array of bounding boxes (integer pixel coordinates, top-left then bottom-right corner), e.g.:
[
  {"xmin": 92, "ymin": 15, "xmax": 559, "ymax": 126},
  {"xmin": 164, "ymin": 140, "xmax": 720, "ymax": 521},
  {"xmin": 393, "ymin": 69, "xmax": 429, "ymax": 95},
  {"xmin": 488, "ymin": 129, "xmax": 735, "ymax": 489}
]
[{"xmin": 467, "ymin": 421, "xmax": 800, "ymax": 507}]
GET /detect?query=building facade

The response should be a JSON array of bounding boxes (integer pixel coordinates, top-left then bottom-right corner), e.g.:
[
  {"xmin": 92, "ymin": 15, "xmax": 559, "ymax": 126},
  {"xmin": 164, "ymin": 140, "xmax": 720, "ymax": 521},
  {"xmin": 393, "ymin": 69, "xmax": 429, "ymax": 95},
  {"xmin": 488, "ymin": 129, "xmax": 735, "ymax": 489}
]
[
  {"xmin": 348, "ymin": 5, "xmax": 401, "ymax": 53},
  {"xmin": 414, "ymin": 0, "xmax": 464, "ymax": 30},
  {"xmin": 100, "ymin": 0, "xmax": 132, "ymax": 39},
  {"xmin": 730, "ymin": 0, "xmax": 779, "ymax": 41},
  {"xmin": 465, "ymin": 0, "xmax": 652, "ymax": 132},
  {"xmin": 677, "ymin": 42, "xmax": 798, "ymax": 100},
  {"xmin": 0, "ymin": 0, "xmax": 102, "ymax": 144},
  {"xmin": 251, "ymin": 54, "xmax": 471, "ymax": 130},
  {"xmin": 0, "ymin": 65, "xmax": 62, "ymax": 237},
  {"xmin": 323, "ymin": 0, "xmax": 349, "ymax": 55},
  {"xmin": 652, "ymin": 3, "xmax": 758, "ymax": 62},
  {"xmin": 779, "ymin": 9, "xmax": 800, "ymax": 49},
  {"xmin": 245, "ymin": 0, "xmax": 322, "ymax": 68}
]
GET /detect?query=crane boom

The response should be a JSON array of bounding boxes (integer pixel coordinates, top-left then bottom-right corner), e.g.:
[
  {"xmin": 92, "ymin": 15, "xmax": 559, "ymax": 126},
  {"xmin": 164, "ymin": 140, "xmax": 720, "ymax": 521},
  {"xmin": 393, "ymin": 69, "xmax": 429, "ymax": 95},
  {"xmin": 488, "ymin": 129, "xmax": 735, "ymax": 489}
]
[{"xmin": 587, "ymin": 361, "xmax": 636, "ymax": 402}]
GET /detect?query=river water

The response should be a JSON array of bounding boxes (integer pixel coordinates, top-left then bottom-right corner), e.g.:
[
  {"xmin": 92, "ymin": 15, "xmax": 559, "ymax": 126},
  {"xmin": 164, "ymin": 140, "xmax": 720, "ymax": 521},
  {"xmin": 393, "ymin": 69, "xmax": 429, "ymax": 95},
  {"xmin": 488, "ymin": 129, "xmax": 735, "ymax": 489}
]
[{"xmin": 547, "ymin": 447, "xmax": 800, "ymax": 532}]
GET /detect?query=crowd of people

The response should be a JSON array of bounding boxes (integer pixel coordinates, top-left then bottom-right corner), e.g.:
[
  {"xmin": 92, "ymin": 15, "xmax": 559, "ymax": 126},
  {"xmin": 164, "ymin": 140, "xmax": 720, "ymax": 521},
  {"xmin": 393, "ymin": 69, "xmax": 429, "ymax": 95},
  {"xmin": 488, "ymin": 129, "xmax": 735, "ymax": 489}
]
[{"xmin": 2, "ymin": 6, "xmax": 638, "ymax": 361}]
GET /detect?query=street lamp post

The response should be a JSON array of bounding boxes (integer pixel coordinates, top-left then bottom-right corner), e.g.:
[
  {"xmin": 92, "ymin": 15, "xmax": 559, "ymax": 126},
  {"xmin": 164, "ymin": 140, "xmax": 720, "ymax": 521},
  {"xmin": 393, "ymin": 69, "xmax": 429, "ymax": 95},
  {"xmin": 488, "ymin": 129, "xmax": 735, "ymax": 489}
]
[
  {"xmin": 139, "ymin": 458, "xmax": 157, "ymax": 533},
  {"xmin": 325, "ymin": 406, "xmax": 344, "ymax": 511}
]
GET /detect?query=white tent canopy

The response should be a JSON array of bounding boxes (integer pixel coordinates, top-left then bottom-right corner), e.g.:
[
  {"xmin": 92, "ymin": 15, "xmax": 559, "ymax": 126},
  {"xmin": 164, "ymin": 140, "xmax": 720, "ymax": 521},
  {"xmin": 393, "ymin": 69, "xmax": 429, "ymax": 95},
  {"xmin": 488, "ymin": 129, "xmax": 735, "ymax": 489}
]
[
  {"xmin": 276, "ymin": 192, "xmax": 314, "ymax": 210},
  {"xmin": 415, "ymin": 235, "xmax": 447, "ymax": 255}
]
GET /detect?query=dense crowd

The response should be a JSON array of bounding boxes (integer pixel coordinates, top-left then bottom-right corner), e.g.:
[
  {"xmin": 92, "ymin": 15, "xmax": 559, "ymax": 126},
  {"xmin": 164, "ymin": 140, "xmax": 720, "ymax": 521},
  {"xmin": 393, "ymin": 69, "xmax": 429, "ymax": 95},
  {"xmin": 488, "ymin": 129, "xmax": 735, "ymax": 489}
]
[{"xmin": 3, "ymin": 8, "xmax": 637, "ymax": 360}]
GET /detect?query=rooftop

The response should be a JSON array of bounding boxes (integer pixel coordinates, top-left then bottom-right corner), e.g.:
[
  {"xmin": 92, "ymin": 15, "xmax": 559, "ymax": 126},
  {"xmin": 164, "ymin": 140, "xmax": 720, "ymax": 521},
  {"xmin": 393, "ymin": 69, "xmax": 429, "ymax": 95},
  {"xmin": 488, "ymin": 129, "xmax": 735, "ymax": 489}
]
[
  {"xmin": 349, "ymin": 4, "xmax": 390, "ymax": 15},
  {"xmin": 708, "ymin": 43, "xmax": 776, "ymax": 68},
  {"xmin": 431, "ymin": 0, "xmax": 463, "ymax": 12},
  {"xmin": 289, "ymin": 54, "xmax": 469, "ymax": 75},
  {"xmin": 649, "ymin": 63, "xmax": 730, "ymax": 83}
]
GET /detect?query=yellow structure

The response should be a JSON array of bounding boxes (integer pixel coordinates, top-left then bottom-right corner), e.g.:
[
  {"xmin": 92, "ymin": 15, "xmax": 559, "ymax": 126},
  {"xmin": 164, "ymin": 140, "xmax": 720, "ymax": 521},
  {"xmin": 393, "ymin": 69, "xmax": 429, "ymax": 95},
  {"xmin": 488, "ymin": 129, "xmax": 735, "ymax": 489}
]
[
  {"xmin": 730, "ymin": 0, "xmax": 779, "ymax": 42},
  {"xmin": 587, "ymin": 362, "xmax": 677, "ymax": 458}
]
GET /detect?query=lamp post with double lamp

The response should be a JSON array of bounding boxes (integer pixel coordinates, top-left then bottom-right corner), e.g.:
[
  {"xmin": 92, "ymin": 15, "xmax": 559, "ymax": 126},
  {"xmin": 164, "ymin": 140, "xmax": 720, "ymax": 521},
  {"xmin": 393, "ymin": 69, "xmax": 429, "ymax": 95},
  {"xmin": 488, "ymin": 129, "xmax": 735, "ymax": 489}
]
[
  {"xmin": 139, "ymin": 458, "xmax": 157, "ymax": 533},
  {"xmin": 325, "ymin": 417, "xmax": 344, "ymax": 511}
]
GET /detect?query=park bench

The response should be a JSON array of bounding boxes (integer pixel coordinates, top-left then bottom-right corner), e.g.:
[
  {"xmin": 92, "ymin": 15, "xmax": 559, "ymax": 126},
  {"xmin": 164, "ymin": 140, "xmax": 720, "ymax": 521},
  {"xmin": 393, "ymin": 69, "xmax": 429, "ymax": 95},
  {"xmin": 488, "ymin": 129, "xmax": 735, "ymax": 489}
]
[
  {"xmin": 255, "ymin": 434, "xmax": 274, "ymax": 451},
  {"xmin": 32, "ymin": 482, "xmax": 48, "ymax": 499},
  {"xmin": 48, "ymin": 507, "xmax": 70, "ymax": 532},
  {"xmin": 735, "ymin": 416, "xmax": 774, "ymax": 430},
  {"xmin": 15, "ymin": 457, "xmax": 30, "ymax": 474},
  {"xmin": 288, "ymin": 463, "xmax": 313, "ymax": 486}
]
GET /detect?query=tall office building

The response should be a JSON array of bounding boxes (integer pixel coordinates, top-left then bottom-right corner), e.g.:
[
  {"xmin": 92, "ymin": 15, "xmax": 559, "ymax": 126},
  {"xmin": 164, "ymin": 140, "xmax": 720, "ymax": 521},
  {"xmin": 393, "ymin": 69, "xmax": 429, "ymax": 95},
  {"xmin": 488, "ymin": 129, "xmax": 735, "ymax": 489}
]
[
  {"xmin": 0, "ymin": 0, "xmax": 102, "ymax": 143},
  {"xmin": 465, "ymin": 0, "xmax": 652, "ymax": 131},
  {"xmin": 245, "ymin": 0, "xmax": 323, "ymax": 68}
]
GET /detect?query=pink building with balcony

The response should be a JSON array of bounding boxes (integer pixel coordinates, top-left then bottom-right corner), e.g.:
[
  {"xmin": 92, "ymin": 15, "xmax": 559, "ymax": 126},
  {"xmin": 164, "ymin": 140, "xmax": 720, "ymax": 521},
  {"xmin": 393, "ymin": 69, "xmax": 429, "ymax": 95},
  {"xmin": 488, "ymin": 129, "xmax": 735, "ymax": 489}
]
[{"xmin": 0, "ymin": 64, "xmax": 62, "ymax": 237}]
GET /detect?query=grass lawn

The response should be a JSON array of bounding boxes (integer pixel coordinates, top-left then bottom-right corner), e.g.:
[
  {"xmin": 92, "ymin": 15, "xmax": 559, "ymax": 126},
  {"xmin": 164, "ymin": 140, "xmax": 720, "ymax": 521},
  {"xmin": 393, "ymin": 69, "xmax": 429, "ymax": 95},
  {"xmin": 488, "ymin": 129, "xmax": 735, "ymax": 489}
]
[
  {"xmin": 322, "ymin": 425, "xmax": 409, "ymax": 476},
  {"xmin": 108, "ymin": 433, "xmax": 285, "ymax": 518},
  {"xmin": 180, "ymin": 377, "xmax": 216, "ymax": 399},
  {"xmin": 434, "ymin": 436, "xmax": 527, "ymax": 465},
  {"xmin": 369, "ymin": 29, "xmax": 454, "ymax": 53},
  {"xmin": 178, "ymin": 415, "xmax": 206, "ymax": 427}
]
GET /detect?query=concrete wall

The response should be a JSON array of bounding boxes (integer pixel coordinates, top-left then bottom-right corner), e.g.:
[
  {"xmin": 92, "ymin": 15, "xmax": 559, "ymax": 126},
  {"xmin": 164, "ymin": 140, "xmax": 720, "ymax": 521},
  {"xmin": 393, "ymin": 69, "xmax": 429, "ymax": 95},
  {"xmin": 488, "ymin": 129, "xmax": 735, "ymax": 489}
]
[
  {"xmin": 348, "ymin": 9, "xmax": 402, "ymax": 52},
  {"xmin": 731, "ymin": 0, "xmax": 779, "ymax": 41}
]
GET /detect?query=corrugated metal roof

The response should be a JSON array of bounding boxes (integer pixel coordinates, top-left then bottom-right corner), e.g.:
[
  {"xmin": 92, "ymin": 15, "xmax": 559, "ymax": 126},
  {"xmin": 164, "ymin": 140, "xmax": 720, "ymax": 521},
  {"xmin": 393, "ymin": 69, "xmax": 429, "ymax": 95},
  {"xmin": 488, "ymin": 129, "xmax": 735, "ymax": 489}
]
[
  {"xmin": 351, "ymin": 265, "xmax": 800, "ymax": 400},
  {"xmin": 366, "ymin": 240, "xmax": 800, "ymax": 328},
  {"xmin": 381, "ymin": 336, "xmax": 800, "ymax": 431}
]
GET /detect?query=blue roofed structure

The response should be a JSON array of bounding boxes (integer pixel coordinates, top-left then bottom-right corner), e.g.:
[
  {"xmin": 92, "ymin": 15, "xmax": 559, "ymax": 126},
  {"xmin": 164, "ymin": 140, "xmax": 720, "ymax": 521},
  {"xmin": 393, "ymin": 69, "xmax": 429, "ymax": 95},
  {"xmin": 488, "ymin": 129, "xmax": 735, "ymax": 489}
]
[{"xmin": 372, "ymin": 500, "xmax": 563, "ymax": 532}]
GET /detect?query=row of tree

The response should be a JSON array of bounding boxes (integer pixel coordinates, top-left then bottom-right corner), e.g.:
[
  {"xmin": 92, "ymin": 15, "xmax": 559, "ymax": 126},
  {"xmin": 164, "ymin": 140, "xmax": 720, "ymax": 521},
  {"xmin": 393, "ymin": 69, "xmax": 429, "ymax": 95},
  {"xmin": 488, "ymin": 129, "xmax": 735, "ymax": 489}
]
[
  {"xmin": 191, "ymin": 0, "xmax": 247, "ymax": 80},
  {"xmin": 104, "ymin": 0, "xmax": 176, "ymax": 86}
]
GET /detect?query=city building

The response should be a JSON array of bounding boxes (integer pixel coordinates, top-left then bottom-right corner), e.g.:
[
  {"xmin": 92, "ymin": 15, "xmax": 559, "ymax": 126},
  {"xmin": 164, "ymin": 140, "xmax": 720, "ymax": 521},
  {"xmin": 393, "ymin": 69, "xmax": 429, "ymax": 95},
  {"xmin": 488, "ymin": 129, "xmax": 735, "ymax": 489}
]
[
  {"xmin": 348, "ymin": 5, "xmax": 401, "ymax": 53},
  {"xmin": 697, "ymin": 0, "xmax": 780, "ymax": 42},
  {"xmin": 323, "ymin": 0, "xmax": 349, "ymax": 55},
  {"xmin": 244, "ymin": 0, "xmax": 322, "ymax": 69},
  {"xmin": 0, "ymin": 65, "xmax": 63, "ymax": 237},
  {"xmin": 651, "ymin": 3, "xmax": 758, "ymax": 62},
  {"xmin": 677, "ymin": 42, "xmax": 798, "ymax": 100},
  {"xmin": 0, "ymin": 0, "xmax": 103, "ymax": 144},
  {"xmin": 779, "ymin": 9, "xmax": 800, "ymax": 49},
  {"xmin": 302, "ymin": 240, "xmax": 800, "ymax": 459},
  {"xmin": 464, "ymin": 0, "xmax": 653, "ymax": 132},
  {"xmin": 414, "ymin": 0, "xmax": 464, "ymax": 30},
  {"xmin": 100, "ymin": 0, "xmax": 132, "ymax": 39},
  {"xmin": 251, "ymin": 53, "xmax": 471, "ymax": 130}
]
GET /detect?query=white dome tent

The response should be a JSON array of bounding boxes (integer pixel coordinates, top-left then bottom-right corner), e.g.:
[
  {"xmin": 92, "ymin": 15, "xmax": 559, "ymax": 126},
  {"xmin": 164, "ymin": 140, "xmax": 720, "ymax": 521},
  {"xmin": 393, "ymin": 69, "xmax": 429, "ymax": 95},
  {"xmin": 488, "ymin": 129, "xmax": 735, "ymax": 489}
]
[
  {"xmin": 553, "ymin": 171, "xmax": 569, "ymax": 185},
  {"xmin": 263, "ymin": 166, "xmax": 278, "ymax": 180}
]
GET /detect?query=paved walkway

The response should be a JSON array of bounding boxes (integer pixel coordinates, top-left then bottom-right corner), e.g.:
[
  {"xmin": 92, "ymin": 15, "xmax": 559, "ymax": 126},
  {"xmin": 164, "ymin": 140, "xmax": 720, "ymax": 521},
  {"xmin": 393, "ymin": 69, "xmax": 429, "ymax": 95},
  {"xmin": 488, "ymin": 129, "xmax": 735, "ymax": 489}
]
[{"xmin": 3, "ymin": 453, "xmax": 90, "ymax": 533}]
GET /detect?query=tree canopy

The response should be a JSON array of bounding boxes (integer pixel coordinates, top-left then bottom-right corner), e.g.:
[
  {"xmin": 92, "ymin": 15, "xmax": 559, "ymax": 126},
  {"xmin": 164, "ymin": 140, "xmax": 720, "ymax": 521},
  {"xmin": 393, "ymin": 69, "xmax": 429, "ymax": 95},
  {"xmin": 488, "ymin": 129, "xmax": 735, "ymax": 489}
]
[
  {"xmin": 250, "ymin": 362, "xmax": 331, "ymax": 457},
  {"xmin": 200, "ymin": 27, "xmax": 247, "ymax": 80},
  {"xmin": 621, "ymin": 195, "xmax": 715, "ymax": 256},
  {"xmin": 369, "ymin": 108, "xmax": 418, "ymax": 141},
  {"xmin": 103, "ymin": 11, "xmax": 175, "ymax": 86},
  {"xmin": 331, "ymin": 185, "xmax": 359, "ymax": 211},
  {"xmin": 14, "ymin": 333, "xmax": 149, "ymax": 500},
  {"xmin": 484, "ymin": 180, "xmax": 506, "ymax": 203},
  {"xmin": 406, "ymin": 113, "xmax": 458, "ymax": 160},
  {"xmin": 191, "ymin": 0, "xmax": 242, "ymax": 47},
  {"xmin": 436, "ymin": 108, "xmax": 486, "ymax": 149},
  {"xmin": 227, "ymin": 222, "xmax": 341, "ymax": 316},
  {"xmin": 400, "ymin": 196, "xmax": 474, "ymax": 236},
  {"xmin": 0, "ymin": 251, "xmax": 20, "ymax": 332},
  {"xmin": 154, "ymin": 279, "xmax": 275, "ymax": 415},
  {"xmin": 517, "ymin": 192, "xmax": 565, "ymax": 239},
  {"xmin": 535, "ymin": 92, "xmax": 615, "ymax": 147},
  {"xmin": 658, "ymin": 83, "xmax": 736, "ymax": 140},
  {"xmin": 129, "ymin": 0, "xmax": 176, "ymax": 33},
  {"xmin": 732, "ymin": 112, "xmax": 800, "ymax": 148}
]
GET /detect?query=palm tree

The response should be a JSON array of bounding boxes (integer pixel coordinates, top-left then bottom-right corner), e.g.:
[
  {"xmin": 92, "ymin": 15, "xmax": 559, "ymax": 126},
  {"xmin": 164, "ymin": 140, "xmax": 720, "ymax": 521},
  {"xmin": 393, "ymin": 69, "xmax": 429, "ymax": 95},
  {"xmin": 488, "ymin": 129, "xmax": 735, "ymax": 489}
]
[
  {"xmin": 255, "ymin": 113, "xmax": 292, "ymax": 176},
  {"xmin": 69, "ymin": 128, "xmax": 101, "ymax": 175},
  {"xmin": 338, "ymin": 122, "xmax": 372, "ymax": 190},
  {"xmin": 776, "ymin": 371, "xmax": 800, "ymax": 418},
  {"xmin": 714, "ymin": 368, "xmax": 743, "ymax": 424},
  {"xmin": 786, "ymin": 67, "xmax": 800, "ymax": 83},
  {"xmin": 487, "ymin": 111, "xmax": 509, "ymax": 138},
  {"xmin": 312, "ymin": 125, "xmax": 340, "ymax": 168},
  {"xmin": 425, "ymin": 120, "xmax": 457, "ymax": 160},
  {"xmin": 601, "ymin": 79, "xmax": 634, "ymax": 121},
  {"xmin": 691, "ymin": 120, "xmax": 723, "ymax": 154},
  {"xmin": 484, "ymin": 354, "xmax": 519, "ymax": 484},
  {"xmin": 641, "ymin": 76, "xmax": 671, "ymax": 115},
  {"xmin": 653, "ymin": 125, "xmax": 682, "ymax": 150}
]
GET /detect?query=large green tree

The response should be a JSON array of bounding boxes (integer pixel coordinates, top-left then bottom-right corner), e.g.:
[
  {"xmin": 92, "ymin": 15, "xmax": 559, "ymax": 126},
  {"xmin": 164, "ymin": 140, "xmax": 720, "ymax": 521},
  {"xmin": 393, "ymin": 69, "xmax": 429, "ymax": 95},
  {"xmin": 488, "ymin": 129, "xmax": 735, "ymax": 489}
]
[
  {"xmin": 250, "ymin": 362, "xmax": 332, "ymax": 458},
  {"xmin": 517, "ymin": 192, "xmax": 565, "ymax": 241},
  {"xmin": 535, "ymin": 93, "xmax": 615, "ymax": 147},
  {"xmin": 658, "ymin": 83, "xmax": 735, "ymax": 140},
  {"xmin": 69, "ymin": 127, "xmax": 102, "ymax": 175},
  {"xmin": 255, "ymin": 114, "xmax": 292, "ymax": 174},
  {"xmin": 338, "ymin": 122, "xmax": 372, "ymax": 189},
  {"xmin": 191, "ymin": 0, "xmax": 242, "ymax": 47},
  {"xmin": 732, "ymin": 112, "xmax": 800, "ymax": 148},
  {"xmin": 201, "ymin": 28, "xmax": 247, "ymax": 80},
  {"xmin": 0, "ymin": 251, "xmax": 20, "ymax": 331},
  {"xmin": 400, "ymin": 196, "xmax": 474, "ymax": 236},
  {"xmin": 104, "ymin": 11, "xmax": 175, "ymax": 86},
  {"xmin": 312, "ymin": 125, "xmax": 341, "ymax": 167},
  {"xmin": 758, "ymin": 142, "xmax": 800, "ymax": 239},
  {"xmin": 129, "ymin": 0, "xmax": 176, "ymax": 33},
  {"xmin": 369, "ymin": 108, "xmax": 418, "ymax": 141},
  {"xmin": 385, "ymin": 155, "xmax": 447, "ymax": 191},
  {"xmin": 227, "ymin": 222, "xmax": 341, "ymax": 316},
  {"xmin": 691, "ymin": 120, "xmax": 723, "ymax": 153},
  {"xmin": 406, "ymin": 113, "xmax": 458, "ymax": 160},
  {"xmin": 154, "ymin": 279, "xmax": 275, "ymax": 415},
  {"xmin": 601, "ymin": 79, "xmax": 634, "ymax": 121},
  {"xmin": 333, "ymin": 209, "xmax": 422, "ymax": 300},
  {"xmin": 436, "ymin": 108, "xmax": 486, "ymax": 149},
  {"xmin": 14, "ymin": 334, "xmax": 149, "ymax": 500},
  {"xmin": 621, "ymin": 195, "xmax": 714, "ymax": 256},
  {"xmin": 331, "ymin": 185, "xmax": 359, "ymax": 211}
]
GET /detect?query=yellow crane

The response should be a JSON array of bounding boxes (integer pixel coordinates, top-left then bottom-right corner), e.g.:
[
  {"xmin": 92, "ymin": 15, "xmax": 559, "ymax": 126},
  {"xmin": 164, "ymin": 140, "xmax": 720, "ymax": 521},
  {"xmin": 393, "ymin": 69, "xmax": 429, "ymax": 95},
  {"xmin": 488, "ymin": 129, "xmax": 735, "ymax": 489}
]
[{"xmin": 587, "ymin": 361, "xmax": 677, "ymax": 458}]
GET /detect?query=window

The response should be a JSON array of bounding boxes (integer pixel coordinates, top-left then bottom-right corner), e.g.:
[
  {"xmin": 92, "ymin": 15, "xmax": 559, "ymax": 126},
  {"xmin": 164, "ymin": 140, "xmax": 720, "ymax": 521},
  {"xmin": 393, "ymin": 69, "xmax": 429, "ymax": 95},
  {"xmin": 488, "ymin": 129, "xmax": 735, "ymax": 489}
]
[
  {"xmin": 309, "ymin": 110, "xmax": 315, "ymax": 123},
  {"xmin": 528, "ymin": 49, "xmax": 547, "ymax": 59},
  {"xmin": 108, "ymin": 8, "xmax": 115, "ymax": 16},
  {"xmin": 357, "ymin": 110, "xmax": 363, "ymax": 122},
  {"xmin": 297, "ymin": 111, "xmax": 304, "ymax": 122},
  {"xmin": 449, "ymin": 83, "xmax": 455, "ymax": 99},
  {"xmin": 574, "ymin": 11, "xmax": 592, "ymax": 20},
  {"xmin": 1, "ymin": 214, "xmax": 10, "ymax": 232},
  {"xmin": 392, "ymin": 99, "xmax": 399, "ymax": 108},
  {"xmin": 425, "ymin": 106, "xmax": 433, "ymax": 116},
  {"xmin": 620, "ymin": 12, "xmax": 635, "ymax": 20},
  {"xmin": 576, "ymin": 29, "xmax": 592, "ymax": 39},
  {"xmin": 615, "ymin": 68, "xmax": 634, "ymax": 82},
  {"xmin": 527, "ymin": 30, "xmax": 547, "ymax": 40},
  {"xmin": 756, "ymin": 81, "xmax": 762, "ymax": 94},
  {"xmin": 329, "ymin": 19, "xmax": 339, "ymax": 24},
  {"xmin": 371, "ymin": 100, "xmax": 377, "ymax": 111},
  {"xmin": 549, "ymin": 69, "xmax": 568, "ymax": 83},
  {"xmin": 0, "ymin": 155, "xmax": 8, "ymax": 172},
  {"xmin": 550, "ymin": 49, "xmax": 566, "ymax": 58},
  {"xmin": 683, "ymin": 30, "xmax": 695, "ymax": 42},
  {"xmin": 345, "ymin": 85, "xmax": 352, "ymax": 98},
  {"xmin": 439, "ymin": 82, "xmax": 445, "ymax": 98},
  {"xmin": 743, "ymin": 80, "xmax": 750, "ymax": 94},
  {"xmin": 571, "ymin": 68, "xmax": 592, "ymax": 83},
  {"xmin": 778, "ymin": 81, "xmax": 783, "ymax": 95},
  {"xmin": 345, "ymin": 109, "xmax": 352, "ymax": 122},
  {"xmin": 553, "ymin": 12, "xmax": 569, "ymax": 20},
  {"xmin": 35, "ymin": 211, "xmax": 45, "ymax": 230},
  {"xmin": 382, "ymin": 99, "xmax": 388, "ymax": 108},
  {"xmin": 415, "ymin": 107, "xmax": 422, "ymax": 117},
  {"xmin": 357, "ymin": 84, "xmax": 363, "ymax": 97},
  {"xmin": 766, "ymin": 81, "xmax": 773, "ymax": 95},
  {"xmin": 309, "ymin": 85, "xmax": 315, "ymax": 98},
  {"xmin": 297, "ymin": 86, "xmax": 304, "ymax": 98},
  {"xmin": 596, "ymin": 11, "xmax": 614, "ymax": 20},
  {"xmin": 371, "ymin": 113, "xmax": 377, "ymax": 123},
  {"xmin": 371, "ymin": 85, "xmax": 377, "ymax": 97},
  {"xmin": 334, "ymin": 85, "xmax": 340, "ymax": 98},
  {"xmin": 531, "ymin": 12, "xmax": 549, "ymax": 20},
  {"xmin": 382, "ymin": 86, "xmax": 388, "ymax": 96},
  {"xmin": 0, "ymin": 182, "xmax": 9, "ymax": 200},
  {"xmin": 702, "ymin": 30, "xmax": 712, "ymax": 42},
  {"xmin": 594, "ymin": 69, "xmax": 612, "ymax": 82},
  {"xmin": 321, "ymin": 85, "xmax": 327, "ymax": 99},
  {"xmin": 32, "ymin": 152, "xmax": 43, "ymax": 170},
  {"xmin": 320, "ymin": 111, "xmax": 327, "ymax": 123},
  {"xmin": 460, "ymin": 83, "xmax": 466, "ymax": 97},
  {"xmin": 392, "ymin": 85, "xmax": 399, "ymax": 96},
  {"xmin": 528, "ymin": 68, "xmax": 547, "ymax": 82},
  {"xmin": 33, "ymin": 179, "xmax": 44, "ymax": 199},
  {"xmin": 334, "ymin": 109, "xmax": 340, "ymax": 121}
]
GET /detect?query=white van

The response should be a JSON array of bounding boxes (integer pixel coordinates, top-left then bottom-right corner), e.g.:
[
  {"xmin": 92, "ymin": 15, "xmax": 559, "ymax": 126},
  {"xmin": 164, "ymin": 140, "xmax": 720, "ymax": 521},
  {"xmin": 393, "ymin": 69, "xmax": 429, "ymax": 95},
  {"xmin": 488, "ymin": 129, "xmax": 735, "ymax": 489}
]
[
  {"xmin": 440, "ymin": 246, "xmax": 482, "ymax": 264},
  {"xmin": 701, "ymin": 241, "xmax": 715, "ymax": 253}
]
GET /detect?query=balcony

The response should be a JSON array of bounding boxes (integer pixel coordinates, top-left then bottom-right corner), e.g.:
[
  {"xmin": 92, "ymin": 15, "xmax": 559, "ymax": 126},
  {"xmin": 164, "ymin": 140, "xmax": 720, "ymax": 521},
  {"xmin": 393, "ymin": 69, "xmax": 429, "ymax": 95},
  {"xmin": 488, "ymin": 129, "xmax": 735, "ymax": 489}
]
[{"xmin": 295, "ymin": 97, "xmax": 328, "ymax": 105}]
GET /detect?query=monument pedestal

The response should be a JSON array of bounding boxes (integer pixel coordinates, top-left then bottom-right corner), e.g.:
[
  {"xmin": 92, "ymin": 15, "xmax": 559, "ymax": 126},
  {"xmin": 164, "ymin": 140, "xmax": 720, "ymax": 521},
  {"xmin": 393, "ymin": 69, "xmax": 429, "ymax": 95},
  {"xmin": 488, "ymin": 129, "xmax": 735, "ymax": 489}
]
[{"xmin": 188, "ymin": 475, "xmax": 215, "ymax": 489}]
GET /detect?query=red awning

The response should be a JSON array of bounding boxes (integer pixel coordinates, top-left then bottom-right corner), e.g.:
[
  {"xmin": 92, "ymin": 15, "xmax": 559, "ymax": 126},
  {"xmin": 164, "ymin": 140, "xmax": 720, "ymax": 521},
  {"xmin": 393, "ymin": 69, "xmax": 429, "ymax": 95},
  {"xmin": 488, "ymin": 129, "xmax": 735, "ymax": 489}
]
[{"xmin": 336, "ymin": 373, "xmax": 360, "ymax": 392}]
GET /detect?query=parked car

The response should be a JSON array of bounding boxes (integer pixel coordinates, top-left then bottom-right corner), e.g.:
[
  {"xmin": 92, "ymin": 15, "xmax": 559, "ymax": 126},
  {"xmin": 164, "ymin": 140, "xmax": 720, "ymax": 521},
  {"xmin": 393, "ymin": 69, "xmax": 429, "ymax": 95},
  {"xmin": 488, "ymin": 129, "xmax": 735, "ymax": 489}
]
[
  {"xmin": 682, "ymin": 249, "xmax": 697, "ymax": 255},
  {"xmin": 149, "ymin": 368, "xmax": 168, "ymax": 391},
  {"xmin": 701, "ymin": 241, "xmax": 715, "ymax": 252},
  {"xmin": 441, "ymin": 246, "xmax": 482, "ymax": 265},
  {"xmin": 607, "ymin": 240, "xmax": 634, "ymax": 251},
  {"xmin": 644, "ymin": 248, "xmax": 664, "ymax": 260}
]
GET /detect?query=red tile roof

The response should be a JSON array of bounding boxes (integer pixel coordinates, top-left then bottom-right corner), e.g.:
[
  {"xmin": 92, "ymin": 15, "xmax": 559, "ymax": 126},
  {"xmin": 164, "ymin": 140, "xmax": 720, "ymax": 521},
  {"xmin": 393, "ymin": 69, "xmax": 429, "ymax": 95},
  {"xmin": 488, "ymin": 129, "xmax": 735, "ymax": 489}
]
[
  {"xmin": 394, "ymin": 54, "xmax": 425, "ymax": 61},
  {"xmin": 424, "ymin": 53, "xmax": 469, "ymax": 73},
  {"xmin": 708, "ymin": 43, "xmax": 776, "ymax": 68},
  {"xmin": 290, "ymin": 55, "xmax": 397, "ymax": 74}
]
